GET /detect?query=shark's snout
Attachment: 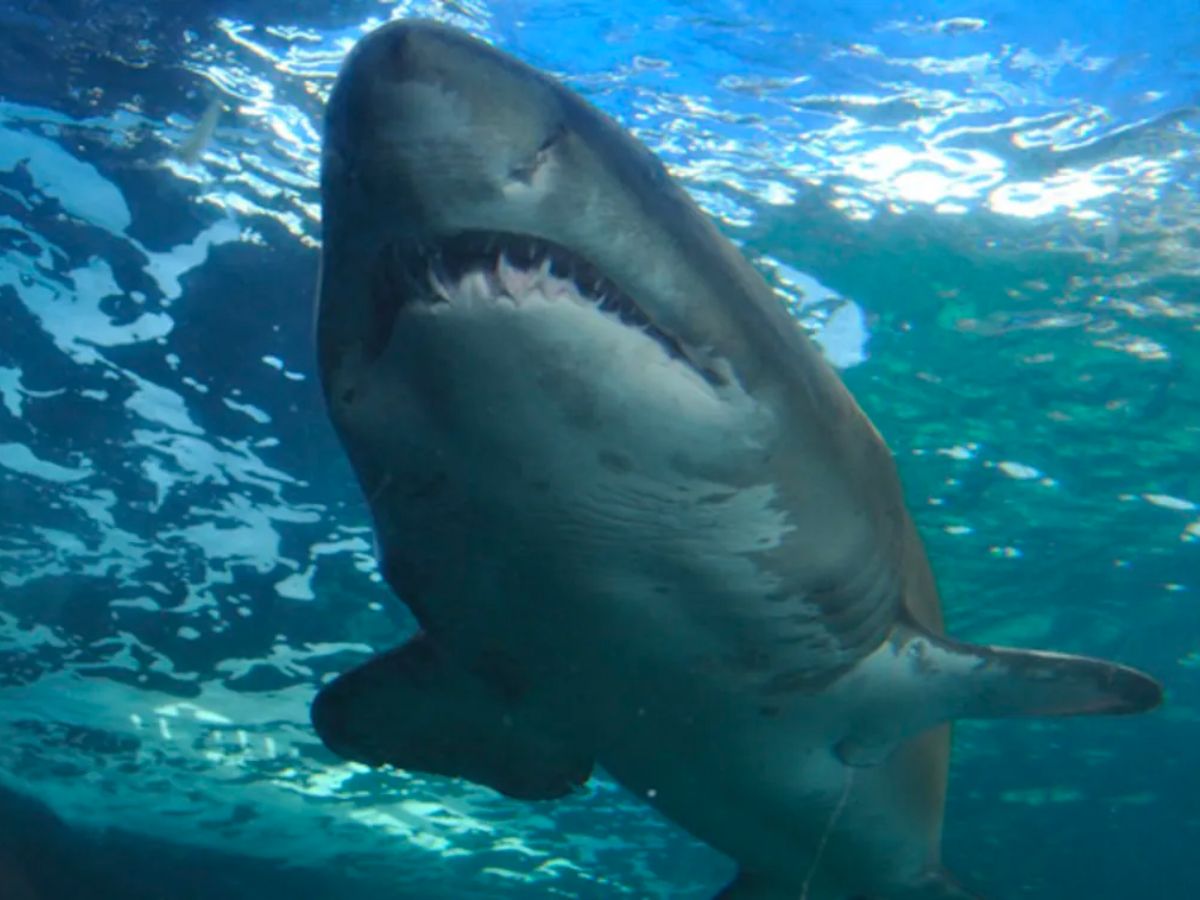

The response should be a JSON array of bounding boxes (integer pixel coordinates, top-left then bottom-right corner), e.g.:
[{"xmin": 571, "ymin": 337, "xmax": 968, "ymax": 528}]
[{"xmin": 322, "ymin": 19, "xmax": 571, "ymax": 236}]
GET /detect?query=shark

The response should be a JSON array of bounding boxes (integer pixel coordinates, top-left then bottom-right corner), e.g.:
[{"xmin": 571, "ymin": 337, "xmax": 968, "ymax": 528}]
[{"xmin": 310, "ymin": 20, "xmax": 1163, "ymax": 900}]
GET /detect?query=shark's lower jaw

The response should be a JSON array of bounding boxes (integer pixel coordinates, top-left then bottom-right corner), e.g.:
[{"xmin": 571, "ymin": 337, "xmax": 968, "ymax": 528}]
[{"xmin": 372, "ymin": 230, "xmax": 725, "ymax": 387}]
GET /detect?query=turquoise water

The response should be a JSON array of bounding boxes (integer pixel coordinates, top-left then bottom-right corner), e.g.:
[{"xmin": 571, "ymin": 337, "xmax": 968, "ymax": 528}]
[{"xmin": 0, "ymin": 1, "xmax": 1196, "ymax": 897}]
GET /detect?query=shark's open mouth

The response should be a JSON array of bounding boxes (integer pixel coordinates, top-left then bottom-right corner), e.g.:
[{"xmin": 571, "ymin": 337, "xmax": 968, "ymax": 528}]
[{"xmin": 372, "ymin": 230, "xmax": 725, "ymax": 386}]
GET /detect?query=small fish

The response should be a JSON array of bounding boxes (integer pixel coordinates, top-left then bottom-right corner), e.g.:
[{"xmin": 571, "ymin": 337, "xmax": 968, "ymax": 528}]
[{"xmin": 173, "ymin": 96, "xmax": 223, "ymax": 165}]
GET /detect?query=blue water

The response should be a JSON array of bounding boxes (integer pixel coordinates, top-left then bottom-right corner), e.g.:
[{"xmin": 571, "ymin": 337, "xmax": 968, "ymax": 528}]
[{"xmin": 0, "ymin": 1, "xmax": 1196, "ymax": 897}]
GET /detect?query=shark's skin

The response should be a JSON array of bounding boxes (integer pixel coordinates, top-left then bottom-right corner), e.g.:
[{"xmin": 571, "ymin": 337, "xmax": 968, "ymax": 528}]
[{"xmin": 311, "ymin": 21, "xmax": 1163, "ymax": 900}]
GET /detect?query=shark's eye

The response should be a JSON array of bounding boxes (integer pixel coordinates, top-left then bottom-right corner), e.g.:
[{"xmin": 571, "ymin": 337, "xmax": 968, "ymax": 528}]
[{"xmin": 509, "ymin": 124, "xmax": 566, "ymax": 184}]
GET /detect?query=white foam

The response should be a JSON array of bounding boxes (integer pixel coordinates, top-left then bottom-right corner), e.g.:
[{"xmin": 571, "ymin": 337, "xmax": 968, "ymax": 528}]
[
  {"xmin": 1, "ymin": 256, "xmax": 172, "ymax": 365},
  {"xmin": 0, "ymin": 124, "xmax": 131, "ymax": 233},
  {"xmin": 275, "ymin": 567, "xmax": 316, "ymax": 600},
  {"xmin": 998, "ymin": 460, "xmax": 1043, "ymax": 480},
  {"xmin": 1144, "ymin": 493, "xmax": 1195, "ymax": 512},
  {"xmin": 138, "ymin": 218, "xmax": 242, "ymax": 301},
  {"xmin": 126, "ymin": 372, "xmax": 204, "ymax": 434},
  {"xmin": 0, "ymin": 442, "xmax": 91, "ymax": 482},
  {"xmin": 0, "ymin": 364, "xmax": 63, "ymax": 416},
  {"xmin": 224, "ymin": 397, "xmax": 272, "ymax": 423},
  {"xmin": 813, "ymin": 301, "xmax": 869, "ymax": 368}
]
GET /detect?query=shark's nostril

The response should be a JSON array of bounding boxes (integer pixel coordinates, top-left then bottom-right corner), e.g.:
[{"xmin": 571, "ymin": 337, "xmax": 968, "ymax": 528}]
[
  {"xmin": 384, "ymin": 26, "xmax": 411, "ymax": 60},
  {"xmin": 536, "ymin": 124, "xmax": 566, "ymax": 155},
  {"xmin": 509, "ymin": 125, "xmax": 567, "ymax": 184},
  {"xmin": 368, "ymin": 24, "xmax": 417, "ymax": 83}
]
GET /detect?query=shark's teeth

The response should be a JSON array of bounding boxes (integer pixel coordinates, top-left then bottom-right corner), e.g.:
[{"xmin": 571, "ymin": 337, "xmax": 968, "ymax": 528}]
[
  {"xmin": 382, "ymin": 230, "xmax": 727, "ymax": 387},
  {"xmin": 495, "ymin": 251, "xmax": 544, "ymax": 299},
  {"xmin": 435, "ymin": 232, "xmax": 669, "ymax": 336},
  {"xmin": 428, "ymin": 266, "xmax": 453, "ymax": 302}
]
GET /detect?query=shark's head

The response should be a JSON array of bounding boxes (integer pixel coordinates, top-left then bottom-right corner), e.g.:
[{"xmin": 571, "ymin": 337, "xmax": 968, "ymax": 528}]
[
  {"xmin": 317, "ymin": 20, "xmax": 823, "ymax": 414},
  {"xmin": 315, "ymin": 19, "xmax": 897, "ymax": 572},
  {"xmin": 322, "ymin": 21, "xmax": 585, "ymax": 239}
]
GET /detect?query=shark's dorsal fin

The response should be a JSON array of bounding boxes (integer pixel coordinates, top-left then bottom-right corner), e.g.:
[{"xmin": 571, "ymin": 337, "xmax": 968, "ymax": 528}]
[{"xmin": 311, "ymin": 632, "xmax": 593, "ymax": 800}]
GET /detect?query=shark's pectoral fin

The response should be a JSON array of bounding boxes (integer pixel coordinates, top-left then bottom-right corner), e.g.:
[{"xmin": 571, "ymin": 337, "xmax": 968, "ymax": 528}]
[
  {"xmin": 310, "ymin": 632, "xmax": 592, "ymax": 800},
  {"xmin": 837, "ymin": 621, "xmax": 1163, "ymax": 767},
  {"xmin": 908, "ymin": 623, "xmax": 1164, "ymax": 721}
]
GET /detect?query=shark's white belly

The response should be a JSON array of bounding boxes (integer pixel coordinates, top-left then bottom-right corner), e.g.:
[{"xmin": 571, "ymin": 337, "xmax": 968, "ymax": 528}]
[{"xmin": 342, "ymin": 263, "xmax": 843, "ymax": 689}]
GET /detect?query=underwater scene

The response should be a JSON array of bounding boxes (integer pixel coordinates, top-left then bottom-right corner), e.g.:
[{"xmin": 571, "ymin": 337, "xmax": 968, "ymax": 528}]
[{"xmin": 0, "ymin": 0, "xmax": 1197, "ymax": 898}]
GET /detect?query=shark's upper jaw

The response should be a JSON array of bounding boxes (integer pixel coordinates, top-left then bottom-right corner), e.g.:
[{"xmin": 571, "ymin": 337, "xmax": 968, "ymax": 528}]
[{"xmin": 369, "ymin": 230, "xmax": 727, "ymax": 387}]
